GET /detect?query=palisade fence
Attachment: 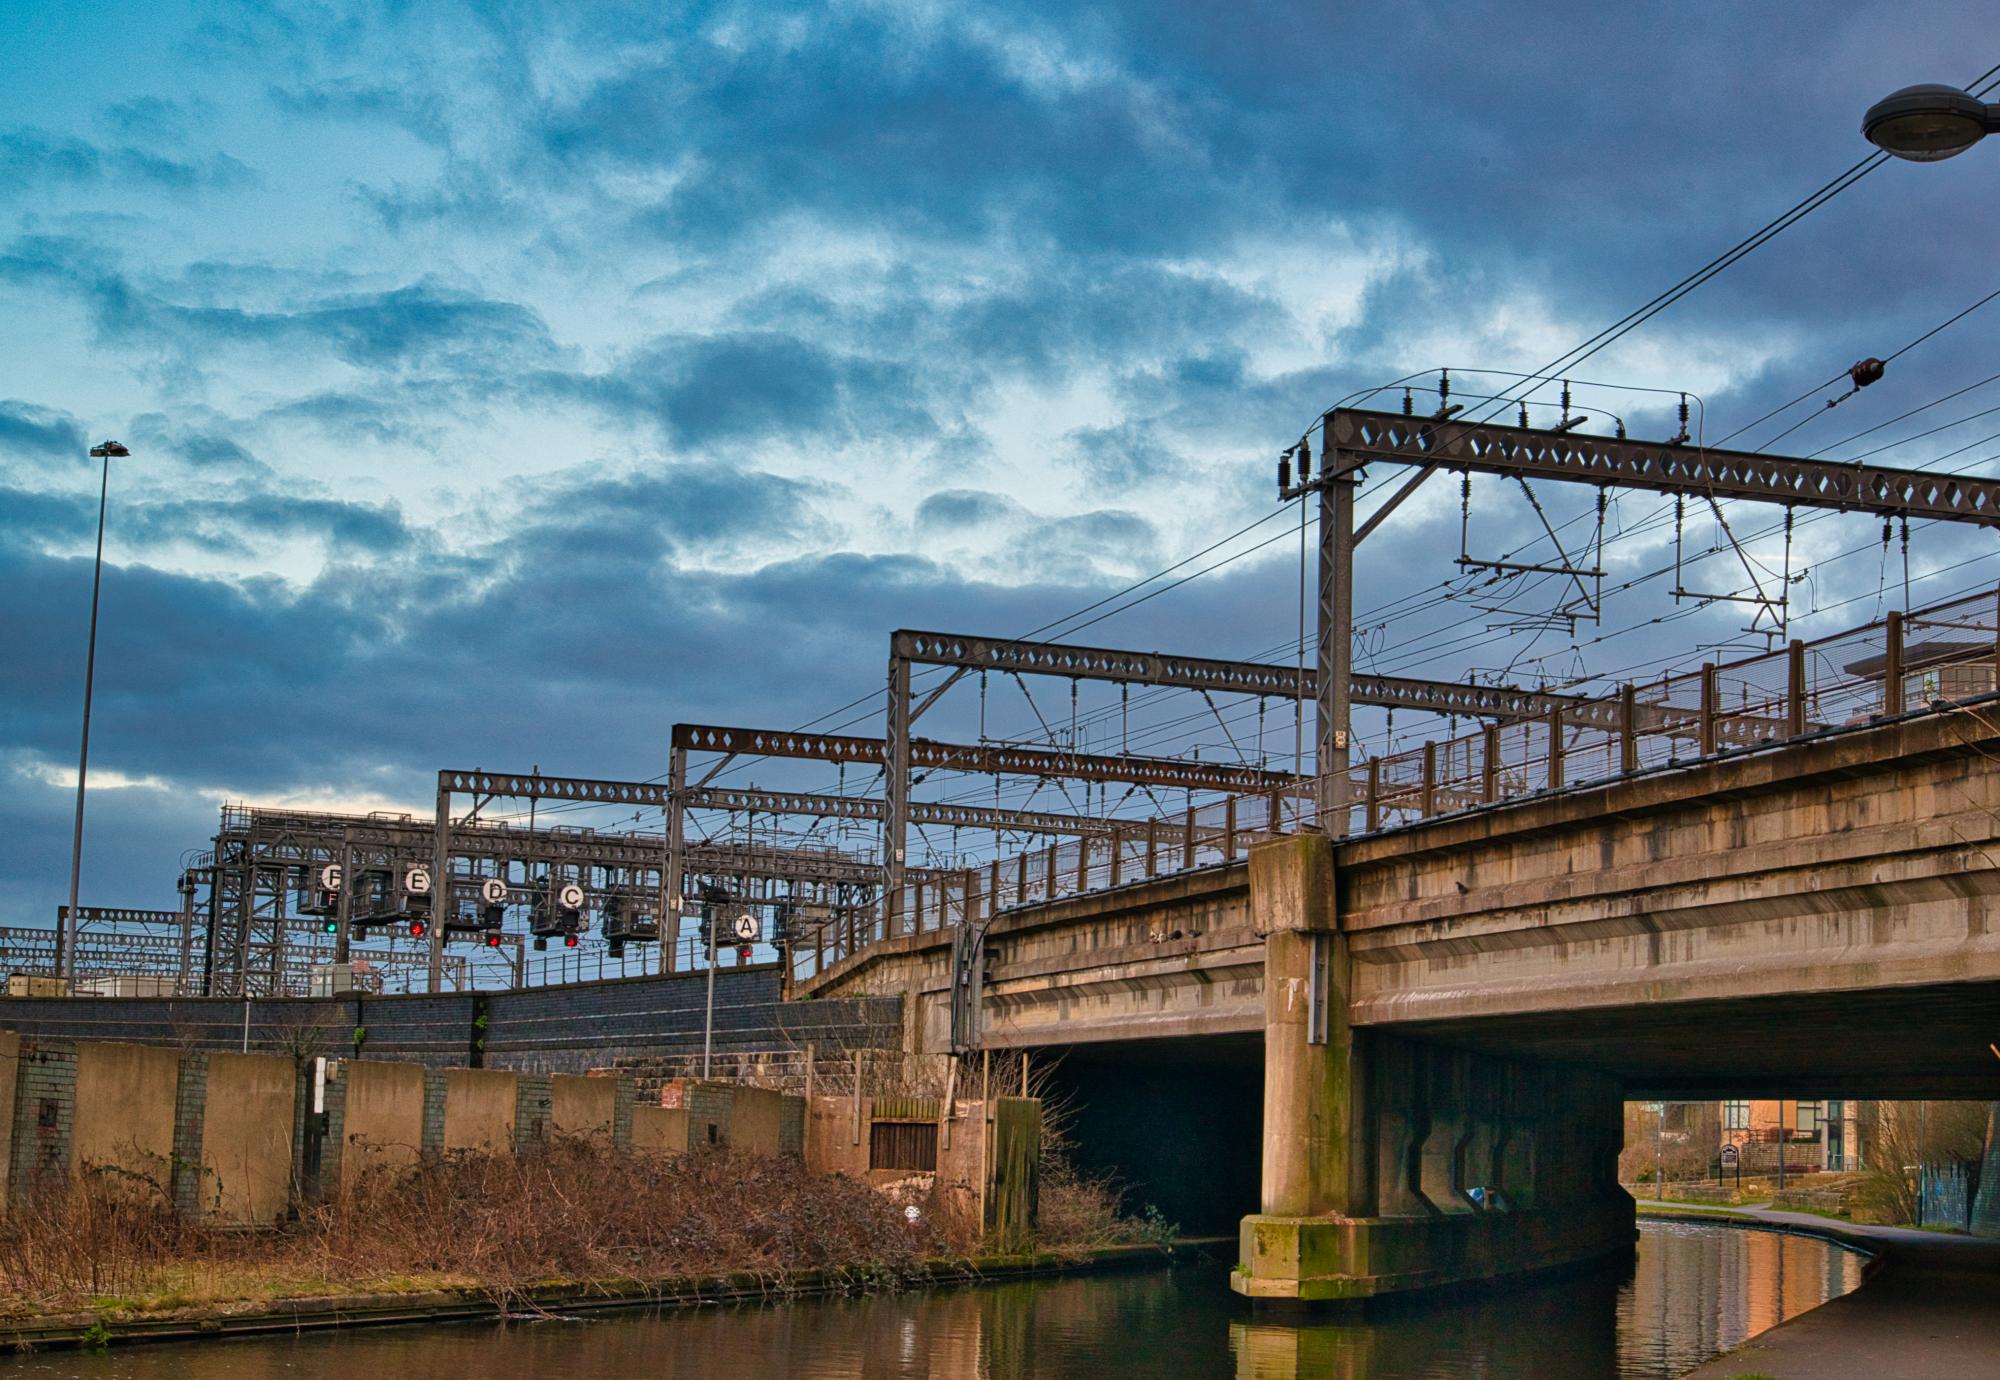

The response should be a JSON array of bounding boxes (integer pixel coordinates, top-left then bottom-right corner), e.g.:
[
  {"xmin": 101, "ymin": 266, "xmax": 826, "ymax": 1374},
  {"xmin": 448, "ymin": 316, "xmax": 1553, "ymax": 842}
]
[{"xmin": 794, "ymin": 585, "xmax": 2000, "ymax": 981}]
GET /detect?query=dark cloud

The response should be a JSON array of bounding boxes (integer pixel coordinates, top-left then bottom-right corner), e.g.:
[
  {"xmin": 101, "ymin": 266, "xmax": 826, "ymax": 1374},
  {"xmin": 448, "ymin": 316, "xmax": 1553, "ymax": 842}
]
[
  {"xmin": 0, "ymin": 126, "xmax": 253, "ymax": 192},
  {"xmin": 0, "ymin": 238, "xmax": 561, "ymax": 375},
  {"xmin": 0, "ymin": 399, "xmax": 87, "ymax": 461},
  {"xmin": 531, "ymin": 331, "xmax": 937, "ymax": 449},
  {"xmin": 266, "ymin": 78, "xmax": 452, "ymax": 146}
]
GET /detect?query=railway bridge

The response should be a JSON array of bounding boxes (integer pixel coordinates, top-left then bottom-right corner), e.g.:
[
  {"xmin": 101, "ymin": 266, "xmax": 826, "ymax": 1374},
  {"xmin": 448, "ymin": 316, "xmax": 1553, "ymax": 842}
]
[{"xmin": 792, "ymin": 701, "xmax": 2000, "ymax": 1301}]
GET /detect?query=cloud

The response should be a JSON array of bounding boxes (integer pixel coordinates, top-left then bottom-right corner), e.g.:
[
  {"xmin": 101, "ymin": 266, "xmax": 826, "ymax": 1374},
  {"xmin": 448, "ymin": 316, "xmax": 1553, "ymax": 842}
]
[
  {"xmin": 0, "ymin": 400, "xmax": 87, "ymax": 461},
  {"xmin": 0, "ymin": 126, "xmax": 253, "ymax": 192},
  {"xmin": 531, "ymin": 331, "xmax": 938, "ymax": 449},
  {"xmin": 0, "ymin": 239, "xmax": 563, "ymax": 376}
]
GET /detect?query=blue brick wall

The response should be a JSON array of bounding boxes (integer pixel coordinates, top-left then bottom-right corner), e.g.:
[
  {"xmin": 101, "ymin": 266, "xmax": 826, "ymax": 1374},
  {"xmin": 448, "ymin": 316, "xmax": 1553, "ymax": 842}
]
[
  {"xmin": 514, "ymin": 1074, "xmax": 553, "ymax": 1148},
  {"xmin": 0, "ymin": 971, "xmax": 900, "ymax": 1084},
  {"xmin": 9, "ymin": 1039, "xmax": 75, "ymax": 1200},
  {"xmin": 171, "ymin": 1052, "xmax": 209, "ymax": 1215}
]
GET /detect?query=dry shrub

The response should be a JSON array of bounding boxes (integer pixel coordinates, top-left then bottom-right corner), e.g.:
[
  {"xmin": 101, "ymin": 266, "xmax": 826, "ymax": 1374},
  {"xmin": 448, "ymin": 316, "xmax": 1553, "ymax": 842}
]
[
  {"xmin": 0, "ymin": 1167, "xmax": 228, "ymax": 1308},
  {"xmin": 301, "ymin": 1139, "xmax": 958, "ymax": 1297}
]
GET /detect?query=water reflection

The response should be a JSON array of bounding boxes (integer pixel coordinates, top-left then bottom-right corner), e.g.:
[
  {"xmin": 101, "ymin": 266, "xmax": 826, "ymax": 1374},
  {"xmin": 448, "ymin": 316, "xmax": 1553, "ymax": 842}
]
[{"xmin": 7, "ymin": 1223, "xmax": 1862, "ymax": 1380}]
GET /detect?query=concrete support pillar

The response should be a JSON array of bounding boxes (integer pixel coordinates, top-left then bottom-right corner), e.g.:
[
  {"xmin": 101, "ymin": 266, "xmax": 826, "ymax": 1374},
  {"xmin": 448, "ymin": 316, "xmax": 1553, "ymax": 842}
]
[
  {"xmin": 1249, "ymin": 834, "xmax": 1368, "ymax": 1220},
  {"xmin": 1233, "ymin": 834, "xmax": 1635, "ymax": 1304}
]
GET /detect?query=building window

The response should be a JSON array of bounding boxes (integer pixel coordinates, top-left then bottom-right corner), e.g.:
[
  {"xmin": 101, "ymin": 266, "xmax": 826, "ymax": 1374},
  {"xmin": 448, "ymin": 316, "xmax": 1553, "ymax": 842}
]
[
  {"xmin": 869, "ymin": 1120, "xmax": 938, "ymax": 1171},
  {"xmin": 1723, "ymin": 1100, "xmax": 1750, "ymax": 1130},
  {"xmin": 1794, "ymin": 1101, "xmax": 1819, "ymax": 1138}
]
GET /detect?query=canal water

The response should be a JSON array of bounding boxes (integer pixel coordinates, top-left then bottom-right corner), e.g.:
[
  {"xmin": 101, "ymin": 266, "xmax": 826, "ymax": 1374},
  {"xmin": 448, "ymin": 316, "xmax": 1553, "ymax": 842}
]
[{"xmin": 7, "ymin": 1222, "xmax": 1863, "ymax": 1379}]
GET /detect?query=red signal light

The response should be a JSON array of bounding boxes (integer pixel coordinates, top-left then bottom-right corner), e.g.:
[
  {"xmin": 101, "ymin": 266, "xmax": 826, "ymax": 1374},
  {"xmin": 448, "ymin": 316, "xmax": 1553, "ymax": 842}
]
[
  {"xmin": 409, "ymin": 920, "xmax": 427, "ymax": 938},
  {"xmin": 563, "ymin": 934, "xmax": 579, "ymax": 949},
  {"xmin": 485, "ymin": 932, "xmax": 502, "ymax": 948}
]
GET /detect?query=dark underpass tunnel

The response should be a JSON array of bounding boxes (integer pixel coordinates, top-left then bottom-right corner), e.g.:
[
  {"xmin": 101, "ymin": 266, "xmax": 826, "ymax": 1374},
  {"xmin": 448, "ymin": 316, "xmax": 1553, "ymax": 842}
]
[{"xmin": 1036, "ymin": 1033, "xmax": 1262, "ymax": 1237}]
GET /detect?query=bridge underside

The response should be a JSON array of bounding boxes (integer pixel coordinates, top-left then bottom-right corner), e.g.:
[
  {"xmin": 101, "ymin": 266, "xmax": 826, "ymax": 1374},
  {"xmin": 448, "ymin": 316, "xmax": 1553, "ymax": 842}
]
[{"xmin": 1390, "ymin": 979, "xmax": 2000, "ymax": 1101}]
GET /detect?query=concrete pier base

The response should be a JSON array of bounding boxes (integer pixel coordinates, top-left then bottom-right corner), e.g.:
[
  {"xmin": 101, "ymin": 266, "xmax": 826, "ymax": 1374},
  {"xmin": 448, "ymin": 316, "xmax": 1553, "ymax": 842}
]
[
  {"xmin": 1231, "ymin": 834, "xmax": 1635, "ymax": 1305},
  {"xmin": 1233, "ymin": 1199, "xmax": 1636, "ymax": 1302}
]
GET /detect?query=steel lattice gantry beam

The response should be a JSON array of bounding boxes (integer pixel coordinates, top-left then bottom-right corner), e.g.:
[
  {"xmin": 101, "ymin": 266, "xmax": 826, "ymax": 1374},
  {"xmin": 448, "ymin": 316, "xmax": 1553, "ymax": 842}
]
[
  {"xmin": 54, "ymin": 906, "xmax": 183, "ymax": 926},
  {"xmin": 670, "ymin": 723, "xmax": 1300, "ymax": 793},
  {"xmin": 1326, "ymin": 408, "xmax": 2000, "ymax": 525},
  {"xmin": 889, "ymin": 629, "xmax": 1611, "ymax": 724},
  {"xmin": 682, "ymin": 785, "xmax": 1118, "ymax": 837},
  {"xmin": 663, "ymin": 727, "xmax": 1250, "ymax": 966}
]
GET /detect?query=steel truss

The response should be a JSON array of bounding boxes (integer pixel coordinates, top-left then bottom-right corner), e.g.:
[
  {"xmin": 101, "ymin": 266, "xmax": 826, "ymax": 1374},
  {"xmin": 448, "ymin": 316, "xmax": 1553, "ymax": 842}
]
[
  {"xmin": 1326, "ymin": 408, "xmax": 2000, "ymax": 525},
  {"xmin": 429, "ymin": 771, "xmax": 954, "ymax": 987},
  {"xmin": 1285, "ymin": 406, "xmax": 2000, "ymax": 838},
  {"xmin": 889, "ymin": 629, "xmax": 1605, "ymax": 723},
  {"xmin": 670, "ymin": 723, "xmax": 1298, "ymax": 792}
]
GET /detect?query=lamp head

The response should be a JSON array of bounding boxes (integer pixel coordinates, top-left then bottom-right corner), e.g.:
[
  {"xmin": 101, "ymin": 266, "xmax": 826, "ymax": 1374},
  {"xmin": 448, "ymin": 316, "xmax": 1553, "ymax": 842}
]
[
  {"xmin": 89, "ymin": 441, "xmax": 131, "ymax": 459},
  {"xmin": 1862, "ymin": 83, "xmax": 1998, "ymax": 162}
]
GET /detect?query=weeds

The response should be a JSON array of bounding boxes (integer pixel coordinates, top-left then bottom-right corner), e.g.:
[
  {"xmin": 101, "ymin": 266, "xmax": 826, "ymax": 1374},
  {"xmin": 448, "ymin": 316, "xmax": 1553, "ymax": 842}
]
[{"xmin": 0, "ymin": 1137, "xmax": 1150, "ymax": 1319}]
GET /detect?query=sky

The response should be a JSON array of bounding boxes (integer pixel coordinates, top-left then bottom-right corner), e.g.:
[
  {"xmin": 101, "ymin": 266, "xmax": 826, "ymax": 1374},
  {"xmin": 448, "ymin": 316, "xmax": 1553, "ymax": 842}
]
[{"xmin": 4, "ymin": 1, "xmax": 2000, "ymax": 924}]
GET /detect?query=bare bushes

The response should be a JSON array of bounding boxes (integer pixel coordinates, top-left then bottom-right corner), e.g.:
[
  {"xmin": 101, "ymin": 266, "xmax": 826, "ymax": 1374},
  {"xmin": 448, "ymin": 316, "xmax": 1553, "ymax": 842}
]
[
  {"xmin": 0, "ymin": 1143, "xmax": 967, "ymax": 1316},
  {"xmin": 0, "ymin": 1167, "xmax": 222, "ymax": 1309},
  {"xmin": 304, "ymin": 1140, "xmax": 958, "ymax": 1294}
]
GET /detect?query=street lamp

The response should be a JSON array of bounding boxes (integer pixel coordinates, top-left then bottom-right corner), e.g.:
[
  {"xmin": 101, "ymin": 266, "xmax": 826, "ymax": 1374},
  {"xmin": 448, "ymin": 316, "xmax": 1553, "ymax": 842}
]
[
  {"xmin": 59, "ymin": 439, "xmax": 132, "ymax": 990},
  {"xmin": 1862, "ymin": 83, "xmax": 2000, "ymax": 162}
]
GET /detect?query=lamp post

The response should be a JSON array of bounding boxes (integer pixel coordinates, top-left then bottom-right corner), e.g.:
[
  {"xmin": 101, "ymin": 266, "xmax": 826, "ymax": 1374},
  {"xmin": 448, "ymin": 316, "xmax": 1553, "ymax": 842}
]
[
  {"xmin": 1862, "ymin": 83, "xmax": 2000, "ymax": 161},
  {"xmin": 59, "ymin": 440, "xmax": 131, "ymax": 989}
]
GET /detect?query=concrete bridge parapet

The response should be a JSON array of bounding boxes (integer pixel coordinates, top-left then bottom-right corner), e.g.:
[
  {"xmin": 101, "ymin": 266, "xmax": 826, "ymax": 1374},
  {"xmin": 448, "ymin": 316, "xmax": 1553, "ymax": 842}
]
[{"xmin": 1232, "ymin": 834, "xmax": 1634, "ymax": 1303}]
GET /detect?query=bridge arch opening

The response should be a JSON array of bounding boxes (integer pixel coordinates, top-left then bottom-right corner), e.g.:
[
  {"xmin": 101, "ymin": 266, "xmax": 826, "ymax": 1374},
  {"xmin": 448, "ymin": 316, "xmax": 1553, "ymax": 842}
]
[{"xmin": 1036, "ymin": 1033, "xmax": 1262, "ymax": 1237}]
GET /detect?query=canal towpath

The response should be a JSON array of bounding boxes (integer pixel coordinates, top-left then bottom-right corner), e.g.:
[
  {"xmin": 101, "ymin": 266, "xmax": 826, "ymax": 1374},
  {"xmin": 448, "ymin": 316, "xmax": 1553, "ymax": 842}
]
[{"xmin": 1640, "ymin": 1202, "xmax": 2000, "ymax": 1380}]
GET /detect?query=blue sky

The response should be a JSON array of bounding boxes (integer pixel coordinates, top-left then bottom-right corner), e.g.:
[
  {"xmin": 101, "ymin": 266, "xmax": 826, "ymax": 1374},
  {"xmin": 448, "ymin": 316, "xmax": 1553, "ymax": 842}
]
[{"xmin": 4, "ymin": 1, "xmax": 2000, "ymax": 922}]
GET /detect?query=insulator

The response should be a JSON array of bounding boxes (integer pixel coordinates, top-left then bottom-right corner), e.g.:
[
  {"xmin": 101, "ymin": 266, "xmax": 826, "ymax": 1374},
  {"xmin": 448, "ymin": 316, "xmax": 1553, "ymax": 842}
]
[
  {"xmin": 1882, "ymin": 519, "xmax": 1893, "ymax": 544},
  {"xmin": 1278, "ymin": 452, "xmax": 1292, "ymax": 491},
  {"xmin": 1298, "ymin": 435, "xmax": 1312, "ymax": 484},
  {"xmin": 1518, "ymin": 402, "xmax": 1529, "ymax": 428},
  {"xmin": 1402, "ymin": 388, "xmax": 1414, "ymax": 416},
  {"xmin": 1850, "ymin": 357, "xmax": 1886, "ymax": 390},
  {"xmin": 1439, "ymin": 369, "xmax": 1450, "ymax": 406},
  {"xmin": 1615, "ymin": 420, "xmax": 1627, "ymax": 439}
]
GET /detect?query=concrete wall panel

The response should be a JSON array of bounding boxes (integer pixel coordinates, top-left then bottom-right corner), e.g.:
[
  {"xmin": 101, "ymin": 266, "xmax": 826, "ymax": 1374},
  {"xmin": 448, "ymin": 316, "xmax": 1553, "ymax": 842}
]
[
  {"xmin": 341, "ymin": 1059, "xmax": 425, "ymax": 1184},
  {"xmin": 443, "ymin": 1068, "xmax": 517, "ymax": 1152},
  {"xmin": 630, "ymin": 1105, "xmax": 687, "ymax": 1154},
  {"xmin": 730, "ymin": 1086, "xmax": 785, "ymax": 1155},
  {"xmin": 199, "ymin": 1052, "xmax": 296, "ymax": 1224},
  {"xmin": 551, "ymin": 1074, "xmax": 615, "ymax": 1142},
  {"xmin": 71, "ymin": 1042, "xmax": 177, "ymax": 1190}
]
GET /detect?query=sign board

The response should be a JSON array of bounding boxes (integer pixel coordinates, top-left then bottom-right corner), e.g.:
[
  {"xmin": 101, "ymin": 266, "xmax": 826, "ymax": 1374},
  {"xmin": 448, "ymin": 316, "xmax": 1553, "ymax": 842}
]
[
  {"xmin": 318, "ymin": 864, "xmax": 343, "ymax": 892},
  {"xmin": 479, "ymin": 878, "xmax": 509, "ymax": 905},
  {"xmin": 731, "ymin": 911, "xmax": 760, "ymax": 942},
  {"xmin": 1720, "ymin": 1144, "xmax": 1739, "ymax": 1165},
  {"xmin": 557, "ymin": 882, "xmax": 585, "ymax": 911},
  {"xmin": 403, "ymin": 866, "xmax": 431, "ymax": 895}
]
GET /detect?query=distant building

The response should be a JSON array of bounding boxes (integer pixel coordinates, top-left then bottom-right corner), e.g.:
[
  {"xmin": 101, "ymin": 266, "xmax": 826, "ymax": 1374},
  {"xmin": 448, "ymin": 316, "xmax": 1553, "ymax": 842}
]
[{"xmin": 1717, "ymin": 1099, "xmax": 1863, "ymax": 1173}]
